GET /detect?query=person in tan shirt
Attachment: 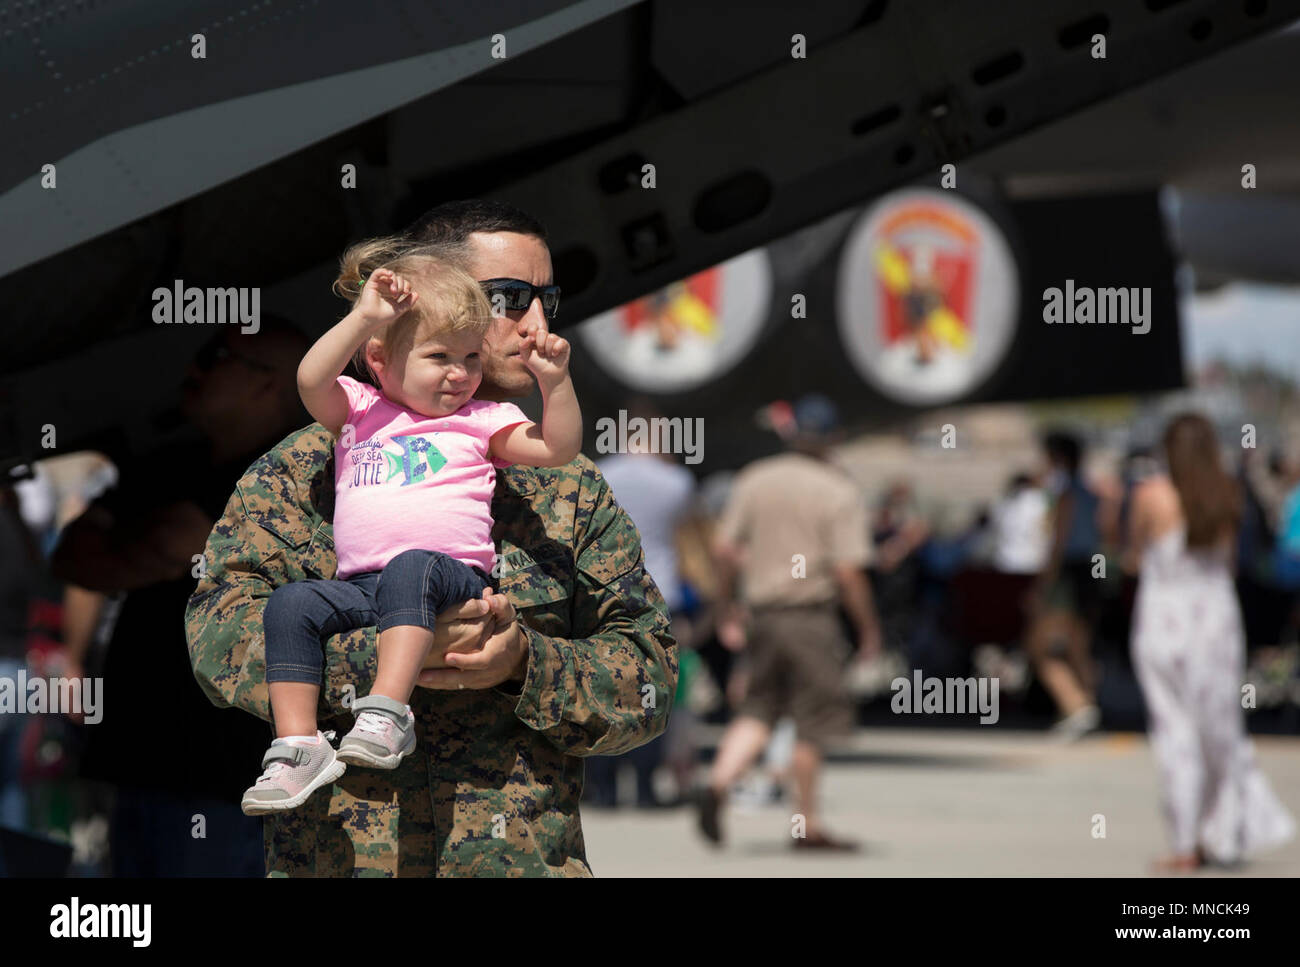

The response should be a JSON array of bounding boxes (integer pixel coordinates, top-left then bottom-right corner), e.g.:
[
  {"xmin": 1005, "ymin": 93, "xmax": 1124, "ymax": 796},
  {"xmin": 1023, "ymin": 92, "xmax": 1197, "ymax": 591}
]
[{"xmin": 699, "ymin": 394, "xmax": 882, "ymax": 851}]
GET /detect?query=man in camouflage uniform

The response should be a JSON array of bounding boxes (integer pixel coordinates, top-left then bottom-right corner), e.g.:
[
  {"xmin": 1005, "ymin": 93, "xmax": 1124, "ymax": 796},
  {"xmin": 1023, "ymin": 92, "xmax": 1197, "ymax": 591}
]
[{"xmin": 184, "ymin": 201, "xmax": 677, "ymax": 876}]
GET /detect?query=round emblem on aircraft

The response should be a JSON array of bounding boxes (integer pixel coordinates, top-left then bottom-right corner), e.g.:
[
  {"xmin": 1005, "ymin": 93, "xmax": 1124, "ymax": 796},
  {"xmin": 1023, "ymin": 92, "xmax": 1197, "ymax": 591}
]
[
  {"xmin": 837, "ymin": 189, "xmax": 1019, "ymax": 406},
  {"xmin": 579, "ymin": 248, "xmax": 773, "ymax": 393}
]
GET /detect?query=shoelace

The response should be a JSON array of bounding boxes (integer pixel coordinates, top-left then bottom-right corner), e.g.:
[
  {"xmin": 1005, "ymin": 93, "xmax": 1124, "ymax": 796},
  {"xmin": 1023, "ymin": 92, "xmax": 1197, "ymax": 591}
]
[
  {"xmin": 256, "ymin": 759, "xmax": 290, "ymax": 785},
  {"xmin": 256, "ymin": 755, "xmax": 294, "ymax": 785},
  {"xmin": 352, "ymin": 711, "xmax": 395, "ymax": 739}
]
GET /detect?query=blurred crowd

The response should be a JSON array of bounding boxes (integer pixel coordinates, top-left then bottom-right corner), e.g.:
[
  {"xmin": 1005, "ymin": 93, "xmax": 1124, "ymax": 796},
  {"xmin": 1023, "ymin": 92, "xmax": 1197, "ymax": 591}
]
[
  {"xmin": 3, "ymin": 374, "xmax": 1299, "ymax": 869},
  {"xmin": 585, "ymin": 403, "xmax": 1300, "ymax": 822},
  {"xmin": 0, "ymin": 321, "xmax": 309, "ymax": 875}
]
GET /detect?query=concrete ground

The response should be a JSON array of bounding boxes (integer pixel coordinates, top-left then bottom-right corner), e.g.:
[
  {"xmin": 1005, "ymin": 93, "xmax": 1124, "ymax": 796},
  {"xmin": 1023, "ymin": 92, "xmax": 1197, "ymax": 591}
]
[{"xmin": 580, "ymin": 727, "xmax": 1300, "ymax": 877}]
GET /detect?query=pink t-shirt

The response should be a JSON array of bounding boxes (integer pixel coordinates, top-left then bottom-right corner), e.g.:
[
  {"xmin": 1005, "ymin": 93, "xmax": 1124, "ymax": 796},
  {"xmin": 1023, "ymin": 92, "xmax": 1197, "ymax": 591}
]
[{"xmin": 332, "ymin": 375, "xmax": 530, "ymax": 580}]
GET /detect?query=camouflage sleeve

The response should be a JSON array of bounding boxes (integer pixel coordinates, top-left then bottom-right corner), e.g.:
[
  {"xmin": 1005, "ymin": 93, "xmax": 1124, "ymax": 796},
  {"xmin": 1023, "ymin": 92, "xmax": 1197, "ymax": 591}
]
[
  {"xmin": 184, "ymin": 428, "xmax": 381, "ymax": 746},
  {"xmin": 183, "ymin": 481, "xmax": 281, "ymax": 723},
  {"xmin": 511, "ymin": 464, "xmax": 678, "ymax": 756}
]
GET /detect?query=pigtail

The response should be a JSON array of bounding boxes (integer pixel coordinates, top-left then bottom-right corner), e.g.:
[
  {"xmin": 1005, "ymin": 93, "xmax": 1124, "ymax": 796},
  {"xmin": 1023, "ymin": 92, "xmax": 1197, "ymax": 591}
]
[
  {"xmin": 332, "ymin": 235, "xmax": 411, "ymax": 302},
  {"xmin": 331, "ymin": 237, "xmax": 483, "ymax": 385}
]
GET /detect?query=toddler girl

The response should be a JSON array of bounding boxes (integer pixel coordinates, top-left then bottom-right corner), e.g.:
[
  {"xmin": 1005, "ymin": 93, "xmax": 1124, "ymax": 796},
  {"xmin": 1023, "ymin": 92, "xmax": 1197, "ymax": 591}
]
[{"xmin": 241, "ymin": 239, "xmax": 580, "ymax": 815}]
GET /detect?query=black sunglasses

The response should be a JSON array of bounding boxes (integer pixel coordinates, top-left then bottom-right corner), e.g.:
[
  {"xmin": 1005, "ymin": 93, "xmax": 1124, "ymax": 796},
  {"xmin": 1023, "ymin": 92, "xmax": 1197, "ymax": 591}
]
[{"xmin": 478, "ymin": 278, "xmax": 561, "ymax": 321}]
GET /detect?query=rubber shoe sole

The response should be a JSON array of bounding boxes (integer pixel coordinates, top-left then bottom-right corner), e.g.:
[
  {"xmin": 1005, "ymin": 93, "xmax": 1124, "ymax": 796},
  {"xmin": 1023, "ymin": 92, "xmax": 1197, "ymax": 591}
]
[
  {"xmin": 336, "ymin": 730, "xmax": 416, "ymax": 770},
  {"xmin": 241, "ymin": 757, "xmax": 347, "ymax": 816}
]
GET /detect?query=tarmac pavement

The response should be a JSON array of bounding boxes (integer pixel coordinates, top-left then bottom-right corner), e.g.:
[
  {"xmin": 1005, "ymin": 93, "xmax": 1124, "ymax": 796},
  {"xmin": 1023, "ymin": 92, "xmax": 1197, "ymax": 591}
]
[{"xmin": 580, "ymin": 726, "xmax": 1300, "ymax": 877}]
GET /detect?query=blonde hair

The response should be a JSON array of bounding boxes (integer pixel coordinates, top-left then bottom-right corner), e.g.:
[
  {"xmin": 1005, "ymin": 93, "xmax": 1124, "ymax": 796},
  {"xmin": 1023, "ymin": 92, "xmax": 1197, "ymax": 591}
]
[{"xmin": 333, "ymin": 235, "xmax": 493, "ymax": 385}]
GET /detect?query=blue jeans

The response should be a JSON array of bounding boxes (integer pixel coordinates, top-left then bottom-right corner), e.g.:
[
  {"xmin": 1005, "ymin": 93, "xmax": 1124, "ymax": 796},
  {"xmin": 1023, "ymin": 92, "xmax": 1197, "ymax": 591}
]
[
  {"xmin": 263, "ymin": 549, "xmax": 492, "ymax": 685},
  {"xmin": 0, "ymin": 658, "xmax": 28, "ymax": 832}
]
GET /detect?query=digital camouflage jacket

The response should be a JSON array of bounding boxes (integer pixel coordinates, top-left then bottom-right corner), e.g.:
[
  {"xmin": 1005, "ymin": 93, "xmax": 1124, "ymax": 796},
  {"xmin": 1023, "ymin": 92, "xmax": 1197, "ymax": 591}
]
[{"xmin": 183, "ymin": 424, "xmax": 677, "ymax": 876}]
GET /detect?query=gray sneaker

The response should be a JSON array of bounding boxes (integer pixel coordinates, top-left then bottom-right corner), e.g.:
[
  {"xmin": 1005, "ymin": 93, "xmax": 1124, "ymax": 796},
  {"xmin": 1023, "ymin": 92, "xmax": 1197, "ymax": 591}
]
[
  {"xmin": 241, "ymin": 730, "xmax": 346, "ymax": 816},
  {"xmin": 337, "ymin": 695, "xmax": 416, "ymax": 769}
]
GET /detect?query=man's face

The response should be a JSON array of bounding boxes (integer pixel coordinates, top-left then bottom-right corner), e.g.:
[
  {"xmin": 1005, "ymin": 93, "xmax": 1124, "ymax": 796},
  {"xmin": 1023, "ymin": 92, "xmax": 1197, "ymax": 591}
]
[{"xmin": 464, "ymin": 231, "xmax": 554, "ymax": 400}]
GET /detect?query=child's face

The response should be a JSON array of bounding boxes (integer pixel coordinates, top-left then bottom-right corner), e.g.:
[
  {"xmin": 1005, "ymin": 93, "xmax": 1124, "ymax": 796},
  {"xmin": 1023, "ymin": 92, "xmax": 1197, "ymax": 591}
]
[{"xmin": 383, "ymin": 327, "xmax": 485, "ymax": 418}]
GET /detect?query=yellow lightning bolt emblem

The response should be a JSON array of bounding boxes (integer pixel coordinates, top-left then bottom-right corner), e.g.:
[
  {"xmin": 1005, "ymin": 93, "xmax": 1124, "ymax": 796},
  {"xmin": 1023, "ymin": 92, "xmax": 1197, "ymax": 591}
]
[{"xmin": 873, "ymin": 243, "xmax": 970, "ymax": 352}]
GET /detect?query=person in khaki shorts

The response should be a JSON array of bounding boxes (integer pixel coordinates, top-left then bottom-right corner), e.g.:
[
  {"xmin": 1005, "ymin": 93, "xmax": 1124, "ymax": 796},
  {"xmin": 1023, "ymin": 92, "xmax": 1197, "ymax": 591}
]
[{"xmin": 698, "ymin": 394, "xmax": 882, "ymax": 851}]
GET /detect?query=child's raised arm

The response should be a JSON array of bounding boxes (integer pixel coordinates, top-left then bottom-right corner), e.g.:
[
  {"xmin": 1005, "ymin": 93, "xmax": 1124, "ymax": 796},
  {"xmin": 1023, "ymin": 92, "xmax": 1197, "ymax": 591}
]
[
  {"xmin": 489, "ymin": 326, "xmax": 582, "ymax": 468},
  {"xmin": 298, "ymin": 268, "xmax": 416, "ymax": 434}
]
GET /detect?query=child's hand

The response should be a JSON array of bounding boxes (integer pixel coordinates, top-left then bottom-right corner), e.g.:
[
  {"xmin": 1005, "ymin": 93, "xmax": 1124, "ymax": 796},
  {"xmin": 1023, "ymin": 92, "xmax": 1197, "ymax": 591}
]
[
  {"xmin": 356, "ymin": 268, "xmax": 418, "ymax": 329},
  {"xmin": 519, "ymin": 323, "xmax": 571, "ymax": 389}
]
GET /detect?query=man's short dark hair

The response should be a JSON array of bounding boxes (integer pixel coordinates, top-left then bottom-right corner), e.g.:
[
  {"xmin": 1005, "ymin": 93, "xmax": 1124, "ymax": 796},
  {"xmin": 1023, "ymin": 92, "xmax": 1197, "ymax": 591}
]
[
  {"xmin": 407, "ymin": 199, "xmax": 549, "ymax": 249},
  {"xmin": 1042, "ymin": 429, "xmax": 1083, "ymax": 473}
]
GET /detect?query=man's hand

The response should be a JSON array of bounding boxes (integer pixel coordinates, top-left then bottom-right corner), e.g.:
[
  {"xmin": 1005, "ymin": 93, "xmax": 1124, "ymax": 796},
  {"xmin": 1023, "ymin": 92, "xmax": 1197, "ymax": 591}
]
[
  {"xmin": 716, "ymin": 603, "xmax": 748, "ymax": 652},
  {"xmin": 417, "ymin": 590, "xmax": 529, "ymax": 690},
  {"xmin": 420, "ymin": 588, "xmax": 494, "ymax": 669}
]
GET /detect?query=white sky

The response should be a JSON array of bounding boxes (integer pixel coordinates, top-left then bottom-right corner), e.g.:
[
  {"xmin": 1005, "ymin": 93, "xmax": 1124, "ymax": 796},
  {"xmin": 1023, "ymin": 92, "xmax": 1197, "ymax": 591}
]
[{"xmin": 1181, "ymin": 282, "xmax": 1300, "ymax": 382}]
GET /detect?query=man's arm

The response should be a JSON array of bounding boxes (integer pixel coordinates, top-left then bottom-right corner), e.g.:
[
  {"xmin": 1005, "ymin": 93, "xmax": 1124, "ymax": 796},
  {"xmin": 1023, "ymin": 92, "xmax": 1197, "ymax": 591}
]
[
  {"xmin": 709, "ymin": 480, "xmax": 750, "ymax": 651},
  {"xmin": 709, "ymin": 534, "xmax": 748, "ymax": 651},
  {"xmin": 710, "ymin": 534, "xmax": 742, "ymax": 613},
  {"xmin": 183, "ymin": 431, "xmax": 359, "ymax": 722},
  {"xmin": 1028, "ymin": 489, "xmax": 1074, "ymax": 608},
  {"xmin": 183, "ymin": 484, "xmax": 287, "ymax": 722},
  {"xmin": 833, "ymin": 563, "xmax": 882, "ymax": 658},
  {"xmin": 830, "ymin": 486, "xmax": 882, "ymax": 658},
  {"xmin": 507, "ymin": 466, "xmax": 678, "ymax": 757},
  {"xmin": 60, "ymin": 584, "xmax": 106, "ymax": 681}
]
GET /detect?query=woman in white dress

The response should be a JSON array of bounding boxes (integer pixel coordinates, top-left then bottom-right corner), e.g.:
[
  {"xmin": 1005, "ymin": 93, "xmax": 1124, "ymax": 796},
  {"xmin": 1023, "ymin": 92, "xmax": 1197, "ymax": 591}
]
[{"xmin": 1127, "ymin": 413, "xmax": 1295, "ymax": 871}]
